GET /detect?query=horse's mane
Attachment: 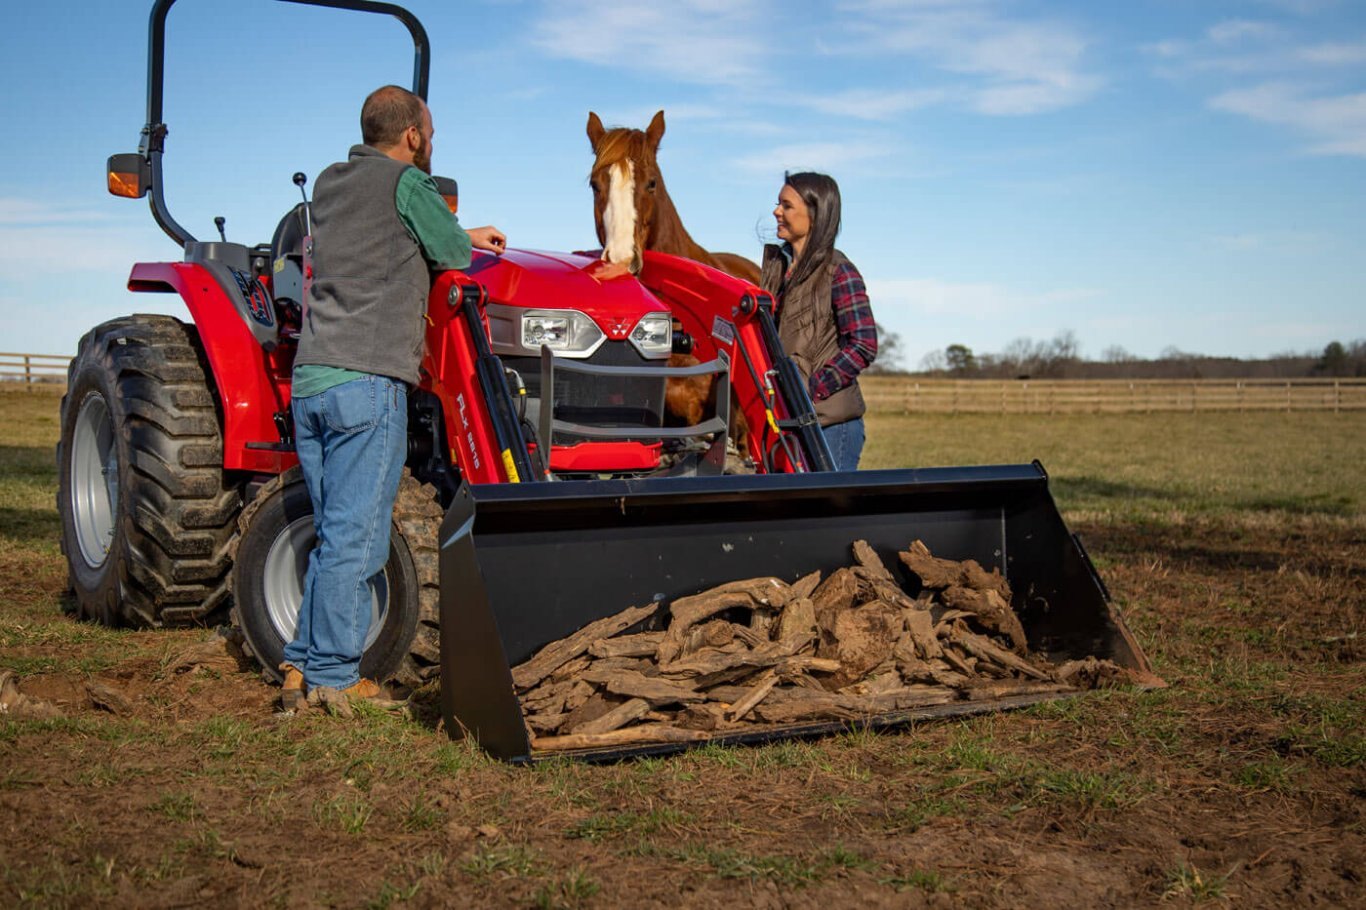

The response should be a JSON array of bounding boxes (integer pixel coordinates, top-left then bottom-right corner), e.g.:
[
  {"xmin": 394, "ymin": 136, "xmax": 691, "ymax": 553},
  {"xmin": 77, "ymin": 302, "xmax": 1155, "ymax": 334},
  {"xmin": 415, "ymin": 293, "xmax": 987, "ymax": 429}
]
[{"xmin": 591, "ymin": 127, "xmax": 654, "ymax": 172}]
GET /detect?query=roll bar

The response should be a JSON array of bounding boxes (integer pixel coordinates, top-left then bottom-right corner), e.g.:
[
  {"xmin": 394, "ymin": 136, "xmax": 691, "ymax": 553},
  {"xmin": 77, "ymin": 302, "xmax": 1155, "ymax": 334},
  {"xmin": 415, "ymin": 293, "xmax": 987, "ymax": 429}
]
[{"xmin": 139, "ymin": 0, "xmax": 431, "ymax": 246}]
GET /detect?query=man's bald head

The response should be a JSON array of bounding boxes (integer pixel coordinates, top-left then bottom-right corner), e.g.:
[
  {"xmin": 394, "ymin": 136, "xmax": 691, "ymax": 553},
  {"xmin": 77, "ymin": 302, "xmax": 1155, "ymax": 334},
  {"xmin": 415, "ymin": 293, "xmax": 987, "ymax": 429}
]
[{"xmin": 361, "ymin": 85, "xmax": 427, "ymax": 150}]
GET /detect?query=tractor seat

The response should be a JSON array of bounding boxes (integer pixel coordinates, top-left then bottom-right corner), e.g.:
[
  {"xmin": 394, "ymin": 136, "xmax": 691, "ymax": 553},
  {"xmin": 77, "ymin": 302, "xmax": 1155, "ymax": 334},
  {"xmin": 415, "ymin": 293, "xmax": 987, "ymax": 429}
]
[{"xmin": 270, "ymin": 203, "xmax": 308, "ymax": 312}]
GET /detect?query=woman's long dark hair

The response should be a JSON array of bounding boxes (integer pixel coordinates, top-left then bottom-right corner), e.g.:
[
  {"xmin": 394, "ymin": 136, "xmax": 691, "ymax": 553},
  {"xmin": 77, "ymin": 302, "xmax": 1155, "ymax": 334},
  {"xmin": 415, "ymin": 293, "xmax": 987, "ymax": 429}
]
[{"xmin": 785, "ymin": 171, "xmax": 842, "ymax": 288}]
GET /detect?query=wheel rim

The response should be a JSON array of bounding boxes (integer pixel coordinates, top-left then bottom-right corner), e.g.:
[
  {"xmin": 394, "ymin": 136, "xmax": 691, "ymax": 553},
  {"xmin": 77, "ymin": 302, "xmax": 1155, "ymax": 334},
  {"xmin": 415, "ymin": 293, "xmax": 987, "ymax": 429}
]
[
  {"xmin": 261, "ymin": 515, "xmax": 388, "ymax": 650},
  {"xmin": 70, "ymin": 392, "xmax": 118, "ymax": 568}
]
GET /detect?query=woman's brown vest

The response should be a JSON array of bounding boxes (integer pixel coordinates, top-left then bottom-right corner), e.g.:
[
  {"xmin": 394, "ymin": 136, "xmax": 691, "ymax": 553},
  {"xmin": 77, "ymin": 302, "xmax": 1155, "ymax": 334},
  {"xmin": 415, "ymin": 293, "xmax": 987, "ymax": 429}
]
[{"xmin": 761, "ymin": 244, "xmax": 866, "ymax": 427}]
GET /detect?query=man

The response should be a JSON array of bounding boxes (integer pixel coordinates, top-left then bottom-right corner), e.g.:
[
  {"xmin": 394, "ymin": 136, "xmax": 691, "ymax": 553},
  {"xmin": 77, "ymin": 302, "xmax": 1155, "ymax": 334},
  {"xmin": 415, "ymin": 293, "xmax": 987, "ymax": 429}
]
[{"xmin": 280, "ymin": 85, "xmax": 506, "ymax": 710}]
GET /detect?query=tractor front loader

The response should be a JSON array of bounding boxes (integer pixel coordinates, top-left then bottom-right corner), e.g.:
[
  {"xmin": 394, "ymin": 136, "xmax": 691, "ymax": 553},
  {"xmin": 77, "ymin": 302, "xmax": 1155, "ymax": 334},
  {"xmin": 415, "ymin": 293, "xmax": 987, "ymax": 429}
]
[{"xmin": 60, "ymin": 0, "xmax": 1155, "ymax": 761}]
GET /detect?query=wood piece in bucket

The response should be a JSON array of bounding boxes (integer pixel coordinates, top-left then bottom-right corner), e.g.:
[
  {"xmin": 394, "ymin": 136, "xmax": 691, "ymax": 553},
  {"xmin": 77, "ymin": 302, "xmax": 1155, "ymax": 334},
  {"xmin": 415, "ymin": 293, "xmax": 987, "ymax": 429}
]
[
  {"xmin": 588, "ymin": 632, "xmax": 664, "ymax": 659},
  {"xmin": 655, "ymin": 578, "xmax": 788, "ymax": 664},
  {"xmin": 960, "ymin": 559, "xmax": 1011, "ymax": 600},
  {"xmin": 940, "ymin": 586, "xmax": 1028, "ymax": 654},
  {"xmin": 725, "ymin": 670, "xmax": 778, "ymax": 722},
  {"xmin": 678, "ymin": 620, "xmax": 736, "ymax": 660},
  {"xmin": 557, "ymin": 692, "xmax": 621, "ymax": 734},
  {"xmin": 511, "ymin": 602, "xmax": 657, "ymax": 690},
  {"xmin": 549, "ymin": 655, "xmax": 593, "ymax": 682},
  {"xmin": 862, "ymin": 685, "xmax": 958, "ymax": 712},
  {"xmin": 826, "ymin": 601, "xmax": 901, "ymax": 685},
  {"xmin": 852, "ymin": 540, "xmax": 894, "ymax": 579},
  {"xmin": 593, "ymin": 669, "xmax": 706, "ymax": 707},
  {"xmin": 525, "ymin": 712, "xmax": 569, "ymax": 734},
  {"xmin": 903, "ymin": 608, "xmax": 942, "ymax": 659},
  {"xmin": 941, "ymin": 647, "xmax": 977, "ymax": 677},
  {"xmin": 810, "ymin": 568, "xmax": 860, "ymax": 619},
  {"xmin": 950, "ymin": 627, "xmax": 1048, "ymax": 680},
  {"xmin": 775, "ymin": 597, "xmax": 817, "ymax": 648},
  {"xmin": 789, "ymin": 570, "xmax": 822, "ymax": 601},
  {"xmin": 852, "ymin": 568, "xmax": 918, "ymax": 610},
  {"xmin": 660, "ymin": 638, "xmax": 805, "ymax": 685},
  {"xmin": 676, "ymin": 702, "xmax": 730, "ymax": 731},
  {"xmin": 572, "ymin": 697, "xmax": 651, "ymax": 736},
  {"xmin": 897, "ymin": 540, "xmax": 962, "ymax": 590},
  {"xmin": 532, "ymin": 724, "xmax": 712, "ymax": 752},
  {"xmin": 963, "ymin": 679, "xmax": 1072, "ymax": 701}
]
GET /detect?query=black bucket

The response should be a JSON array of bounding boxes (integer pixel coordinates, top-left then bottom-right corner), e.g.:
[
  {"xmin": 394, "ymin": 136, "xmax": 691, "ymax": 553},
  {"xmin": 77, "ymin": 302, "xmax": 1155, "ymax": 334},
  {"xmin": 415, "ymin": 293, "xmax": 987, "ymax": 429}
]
[{"xmin": 438, "ymin": 463, "xmax": 1152, "ymax": 762}]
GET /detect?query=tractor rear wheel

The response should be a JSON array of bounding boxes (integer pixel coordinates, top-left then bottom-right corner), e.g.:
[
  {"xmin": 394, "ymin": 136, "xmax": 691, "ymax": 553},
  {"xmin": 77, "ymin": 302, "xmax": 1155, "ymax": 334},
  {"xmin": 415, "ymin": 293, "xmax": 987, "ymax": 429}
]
[
  {"xmin": 57, "ymin": 315, "xmax": 242, "ymax": 626},
  {"xmin": 230, "ymin": 468, "xmax": 442, "ymax": 690}
]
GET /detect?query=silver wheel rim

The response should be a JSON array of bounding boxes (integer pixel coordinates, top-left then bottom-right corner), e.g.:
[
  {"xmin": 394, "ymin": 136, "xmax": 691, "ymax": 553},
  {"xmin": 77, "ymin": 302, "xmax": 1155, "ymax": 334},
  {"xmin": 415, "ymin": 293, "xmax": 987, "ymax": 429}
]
[
  {"xmin": 261, "ymin": 515, "xmax": 388, "ymax": 650},
  {"xmin": 70, "ymin": 392, "xmax": 118, "ymax": 568}
]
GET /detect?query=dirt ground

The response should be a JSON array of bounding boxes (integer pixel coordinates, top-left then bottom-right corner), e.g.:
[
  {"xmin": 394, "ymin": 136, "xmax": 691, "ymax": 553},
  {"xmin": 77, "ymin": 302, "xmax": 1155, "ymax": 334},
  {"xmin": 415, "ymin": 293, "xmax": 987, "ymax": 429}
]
[{"xmin": 1, "ymin": 397, "xmax": 1363, "ymax": 908}]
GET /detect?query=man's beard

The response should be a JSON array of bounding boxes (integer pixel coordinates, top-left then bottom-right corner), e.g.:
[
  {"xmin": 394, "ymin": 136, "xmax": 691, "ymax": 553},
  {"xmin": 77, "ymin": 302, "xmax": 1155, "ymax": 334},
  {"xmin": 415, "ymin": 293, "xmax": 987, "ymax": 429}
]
[{"xmin": 414, "ymin": 135, "xmax": 432, "ymax": 175}]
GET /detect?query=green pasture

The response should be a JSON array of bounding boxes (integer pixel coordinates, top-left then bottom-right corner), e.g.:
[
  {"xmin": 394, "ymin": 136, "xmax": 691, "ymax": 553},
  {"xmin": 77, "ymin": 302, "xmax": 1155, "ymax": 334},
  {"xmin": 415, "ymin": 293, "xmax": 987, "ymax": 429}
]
[{"xmin": 1, "ymin": 384, "xmax": 1362, "ymax": 906}]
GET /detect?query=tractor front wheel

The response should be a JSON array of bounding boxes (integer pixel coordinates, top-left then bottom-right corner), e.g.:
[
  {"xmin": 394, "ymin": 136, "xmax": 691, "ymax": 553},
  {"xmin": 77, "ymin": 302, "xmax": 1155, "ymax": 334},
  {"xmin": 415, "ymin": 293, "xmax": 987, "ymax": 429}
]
[
  {"xmin": 230, "ymin": 468, "xmax": 442, "ymax": 690},
  {"xmin": 57, "ymin": 316, "xmax": 241, "ymax": 626}
]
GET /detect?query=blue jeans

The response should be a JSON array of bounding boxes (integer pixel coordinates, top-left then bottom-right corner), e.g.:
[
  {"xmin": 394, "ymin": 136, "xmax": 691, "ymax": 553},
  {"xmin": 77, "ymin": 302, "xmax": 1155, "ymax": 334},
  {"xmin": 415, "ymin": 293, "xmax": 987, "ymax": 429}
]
[
  {"xmin": 284, "ymin": 375, "xmax": 407, "ymax": 690},
  {"xmin": 823, "ymin": 417, "xmax": 865, "ymax": 472}
]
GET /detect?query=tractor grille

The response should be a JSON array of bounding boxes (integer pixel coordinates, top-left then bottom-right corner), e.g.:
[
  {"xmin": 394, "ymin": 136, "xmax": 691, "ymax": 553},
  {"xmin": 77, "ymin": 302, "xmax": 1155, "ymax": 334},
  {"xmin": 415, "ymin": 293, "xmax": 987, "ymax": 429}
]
[{"xmin": 504, "ymin": 341, "xmax": 667, "ymax": 443}]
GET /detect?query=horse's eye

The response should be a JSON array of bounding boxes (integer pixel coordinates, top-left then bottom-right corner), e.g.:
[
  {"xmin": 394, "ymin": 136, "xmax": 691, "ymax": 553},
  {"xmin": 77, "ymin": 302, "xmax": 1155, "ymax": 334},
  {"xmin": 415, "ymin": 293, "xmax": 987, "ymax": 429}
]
[
  {"xmin": 646, "ymin": 179, "xmax": 657, "ymax": 193},
  {"xmin": 590, "ymin": 181, "xmax": 601, "ymax": 194}
]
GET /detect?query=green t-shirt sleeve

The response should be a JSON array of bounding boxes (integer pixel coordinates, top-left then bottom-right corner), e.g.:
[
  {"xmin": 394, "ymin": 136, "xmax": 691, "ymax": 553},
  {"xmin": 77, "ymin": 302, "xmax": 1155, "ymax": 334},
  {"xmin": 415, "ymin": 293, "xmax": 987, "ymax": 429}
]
[{"xmin": 396, "ymin": 168, "xmax": 473, "ymax": 271}]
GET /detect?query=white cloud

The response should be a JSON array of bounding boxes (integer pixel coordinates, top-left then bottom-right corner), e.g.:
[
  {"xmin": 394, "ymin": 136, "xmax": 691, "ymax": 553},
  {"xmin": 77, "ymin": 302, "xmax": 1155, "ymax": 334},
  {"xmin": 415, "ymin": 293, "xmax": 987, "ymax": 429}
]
[
  {"xmin": 530, "ymin": 0, "xmax": 770, "ymax": 88},
  {"xmin": 732, "ymin": 141, "xmax": 896, "ymax": 175},
  {"xmin": 0, "ymin": 198, "xmax": 115, "ymax": 227},
  {"xmin": 796, "ymin": 88, "xmax": 948, "ymax": 121},
  {"xmin": 838, "ymin": 0, "xmax": 1102, "ymax": 115},
  {"xmin": 1210, "ymin": 83, "xmax": 1366, "ymax": 156},
  {"xmin": 0, "ymin": 225, "xmax": 150, "ymax": 272},
  {"xmin": 1207, "ymin": 19, "xmax": 1283, "ymax": 45}
]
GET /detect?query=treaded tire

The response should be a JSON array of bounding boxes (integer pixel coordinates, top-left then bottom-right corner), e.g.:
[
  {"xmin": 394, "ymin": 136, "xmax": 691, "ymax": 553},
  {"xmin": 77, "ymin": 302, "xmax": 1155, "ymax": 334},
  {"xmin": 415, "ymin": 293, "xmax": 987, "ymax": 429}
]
[
  {"xmin": 57, "ymin": 315, "xmax": 242, "ymax": 626},
  {"xmin": 230, "ymin": 467, "xmax": 441, "ymax": 689}
]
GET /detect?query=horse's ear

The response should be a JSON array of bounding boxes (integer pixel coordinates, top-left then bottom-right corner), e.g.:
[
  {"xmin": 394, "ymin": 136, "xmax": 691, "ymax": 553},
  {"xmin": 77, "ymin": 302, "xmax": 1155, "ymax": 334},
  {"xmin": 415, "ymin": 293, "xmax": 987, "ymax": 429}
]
[
  {"xmin": 587, "ymin": 112, "xmax": 606, "ymax": 152},
  {"xmin": 646, "ymin": 110, "xmax": 666, "ymax": 151}
]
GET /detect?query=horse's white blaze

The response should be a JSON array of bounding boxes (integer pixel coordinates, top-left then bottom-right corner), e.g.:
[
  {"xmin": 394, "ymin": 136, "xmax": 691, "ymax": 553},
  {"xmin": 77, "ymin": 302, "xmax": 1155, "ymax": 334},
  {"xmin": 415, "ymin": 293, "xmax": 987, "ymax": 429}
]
[{"xmin": 602, "ymin": 159, "xmax": 636, "ymax": 267}]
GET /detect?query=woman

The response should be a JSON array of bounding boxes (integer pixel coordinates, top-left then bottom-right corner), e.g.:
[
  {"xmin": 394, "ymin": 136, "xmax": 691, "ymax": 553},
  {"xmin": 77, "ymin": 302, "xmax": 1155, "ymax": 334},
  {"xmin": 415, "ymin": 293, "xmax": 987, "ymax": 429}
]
[{"xmin": 761, "ymin": 171, "xmax": 878, "ymax": 471}]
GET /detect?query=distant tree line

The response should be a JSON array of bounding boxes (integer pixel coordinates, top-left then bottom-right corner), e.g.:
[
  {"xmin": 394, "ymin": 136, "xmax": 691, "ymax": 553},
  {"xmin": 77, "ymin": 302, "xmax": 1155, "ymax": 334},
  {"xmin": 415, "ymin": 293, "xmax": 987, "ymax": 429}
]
[{"xmin": 897, "ymin": 333, "xmax": 1366, "ymax": 380}]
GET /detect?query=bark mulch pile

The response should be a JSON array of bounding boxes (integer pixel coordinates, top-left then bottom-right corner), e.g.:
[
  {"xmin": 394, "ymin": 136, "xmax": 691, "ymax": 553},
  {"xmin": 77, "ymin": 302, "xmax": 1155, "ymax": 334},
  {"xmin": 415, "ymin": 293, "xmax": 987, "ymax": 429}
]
[{"xmin": 511, "ymin": 539, "xmax": 1155, "ymax": 752}]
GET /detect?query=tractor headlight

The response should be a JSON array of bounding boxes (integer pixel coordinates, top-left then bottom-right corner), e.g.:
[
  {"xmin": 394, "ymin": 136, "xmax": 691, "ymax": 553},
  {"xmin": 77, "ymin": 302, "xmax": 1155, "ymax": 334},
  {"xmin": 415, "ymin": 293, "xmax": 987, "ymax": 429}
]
[
  {"xmin": 521, "ymin": 310, "xmax": 605, "ymax": 357},
  {"xmin": 630, "ymin": 312, "xmax": 672, "ymax": 358}
]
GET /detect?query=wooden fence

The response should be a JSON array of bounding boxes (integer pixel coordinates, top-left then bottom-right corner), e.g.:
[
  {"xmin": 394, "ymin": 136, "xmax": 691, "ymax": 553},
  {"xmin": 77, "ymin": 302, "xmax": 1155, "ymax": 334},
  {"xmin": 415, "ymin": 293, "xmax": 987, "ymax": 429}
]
[
  {"xmin": 3, "ymin": 351, "xmax": 1364, "ymax": 413},
  {"xmin": 861, "ymin": 376, "xmax": 1366, "ymax": 414},
  {"xmin": 0, "ymin": 352, "xmax": 70, "ymax": 386}
]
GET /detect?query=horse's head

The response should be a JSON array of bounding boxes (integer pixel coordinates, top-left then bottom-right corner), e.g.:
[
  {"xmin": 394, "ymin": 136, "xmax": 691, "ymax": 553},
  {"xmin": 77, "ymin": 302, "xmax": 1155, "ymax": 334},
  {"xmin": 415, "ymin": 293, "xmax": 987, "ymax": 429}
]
[{"xmin": 587, "ymin": 110, "xmax": 666, "ymax": 273}]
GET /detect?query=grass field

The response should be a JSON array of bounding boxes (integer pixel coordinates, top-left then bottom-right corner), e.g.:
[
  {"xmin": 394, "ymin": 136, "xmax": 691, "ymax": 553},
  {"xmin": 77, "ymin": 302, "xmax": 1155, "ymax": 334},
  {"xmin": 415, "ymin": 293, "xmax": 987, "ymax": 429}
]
[{"xmin": 1, "ymin": 384, "xmax": 1362, "ymax": 908}]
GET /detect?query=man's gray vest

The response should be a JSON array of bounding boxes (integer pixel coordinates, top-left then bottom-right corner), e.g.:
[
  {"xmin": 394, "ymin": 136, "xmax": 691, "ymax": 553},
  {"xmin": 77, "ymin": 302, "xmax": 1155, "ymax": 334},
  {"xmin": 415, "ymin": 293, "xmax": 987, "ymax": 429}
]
[
  {"xmin": 761, "ymin": 244, "xmax": 867, "ymax": 428},
  {"xmin": 295, "ymin": 144, "xmax": 431, "ymax": 386}
]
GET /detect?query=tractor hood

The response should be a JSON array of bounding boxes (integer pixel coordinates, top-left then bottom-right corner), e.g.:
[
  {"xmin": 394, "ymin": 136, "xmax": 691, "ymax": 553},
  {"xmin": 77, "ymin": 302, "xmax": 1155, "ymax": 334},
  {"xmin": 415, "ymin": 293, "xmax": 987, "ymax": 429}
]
[{"xmin": 463, "ymin": 249, "xmax": 669, "ymax": 340}]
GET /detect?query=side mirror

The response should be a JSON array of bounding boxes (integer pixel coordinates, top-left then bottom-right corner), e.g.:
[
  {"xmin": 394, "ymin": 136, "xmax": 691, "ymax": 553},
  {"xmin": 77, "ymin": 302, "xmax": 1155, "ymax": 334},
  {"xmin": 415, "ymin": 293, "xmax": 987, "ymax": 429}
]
[
  {"xmin": 432, "ymin": 175, "xmax": 458, "ymax": 215},
  {"xmin": 107, "ymin": 153, "xmax": 150, "ymax": 199}
]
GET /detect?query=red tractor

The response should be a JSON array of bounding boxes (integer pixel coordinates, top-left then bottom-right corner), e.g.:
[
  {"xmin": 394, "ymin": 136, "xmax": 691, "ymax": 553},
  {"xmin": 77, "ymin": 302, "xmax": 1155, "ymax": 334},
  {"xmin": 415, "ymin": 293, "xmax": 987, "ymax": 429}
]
[{"xmin": 62, "ymin": 0, "xmax": 1148, "ymax": 760}]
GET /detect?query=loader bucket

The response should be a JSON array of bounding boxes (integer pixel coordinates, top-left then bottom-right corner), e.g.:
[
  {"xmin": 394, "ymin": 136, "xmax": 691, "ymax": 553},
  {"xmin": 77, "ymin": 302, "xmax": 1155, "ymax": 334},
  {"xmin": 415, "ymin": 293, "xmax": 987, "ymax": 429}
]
[{"xmin": 438, "ymin": 463, "xmax": 1153, "ymax": 762}]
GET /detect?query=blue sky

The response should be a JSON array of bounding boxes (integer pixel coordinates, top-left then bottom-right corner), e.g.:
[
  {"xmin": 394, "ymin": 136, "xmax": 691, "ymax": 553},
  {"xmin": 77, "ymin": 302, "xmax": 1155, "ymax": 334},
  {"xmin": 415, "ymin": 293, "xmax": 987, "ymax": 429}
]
[{"xmin": 1, "ymin": 0, "xmax": 1362, "ymax": 368}]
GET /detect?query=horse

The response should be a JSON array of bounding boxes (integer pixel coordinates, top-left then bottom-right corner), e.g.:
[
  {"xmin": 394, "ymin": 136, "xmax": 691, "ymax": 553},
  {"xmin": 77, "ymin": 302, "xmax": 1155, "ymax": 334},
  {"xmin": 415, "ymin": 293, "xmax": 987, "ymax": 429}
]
[
  {"xmin": 587, "ymin": 110, "xmax": 758, "ymax": 456},
  {"xmin": 586, "ymin": 110, "xmax": 760, "ymax": 283}
]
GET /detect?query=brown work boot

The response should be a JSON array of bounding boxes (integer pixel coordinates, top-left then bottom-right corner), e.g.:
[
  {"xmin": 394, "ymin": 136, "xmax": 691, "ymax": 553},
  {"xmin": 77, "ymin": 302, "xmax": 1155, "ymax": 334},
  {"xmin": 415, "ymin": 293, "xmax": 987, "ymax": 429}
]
[
  {"xmin": 306, "ymin": 678, "xmax": 405, "ymax": 717},
  {"xmin": 279, "ymin": 662, "xmax": 306, "ymax": 712}
]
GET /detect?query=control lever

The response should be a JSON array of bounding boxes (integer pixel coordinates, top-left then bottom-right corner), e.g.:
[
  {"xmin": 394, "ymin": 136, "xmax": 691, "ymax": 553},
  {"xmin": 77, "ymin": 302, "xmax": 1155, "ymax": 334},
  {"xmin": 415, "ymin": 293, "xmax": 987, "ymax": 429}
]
[
  {"xmin": 293, "ymin": 172, "xmax": 311, "ymax": 235},
  {"xmin": 214, "ymin": 216, "xmax": 226, "ymax": 241}
]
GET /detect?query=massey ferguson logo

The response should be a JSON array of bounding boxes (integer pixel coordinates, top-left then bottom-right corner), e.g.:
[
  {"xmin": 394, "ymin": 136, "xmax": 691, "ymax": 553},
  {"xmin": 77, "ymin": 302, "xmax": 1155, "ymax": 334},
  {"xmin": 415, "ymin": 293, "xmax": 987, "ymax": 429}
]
[{"xmin": 606, "ymin": 319, "xmax": 630, "ymax": 339}]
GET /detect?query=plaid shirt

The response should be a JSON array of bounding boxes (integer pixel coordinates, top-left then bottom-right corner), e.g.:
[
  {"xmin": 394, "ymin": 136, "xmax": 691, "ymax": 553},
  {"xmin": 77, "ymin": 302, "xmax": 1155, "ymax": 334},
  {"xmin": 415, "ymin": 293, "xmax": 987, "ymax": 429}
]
[{"xmin": 807, "ymin": 261, "xmax": 878, "ymax": 402}]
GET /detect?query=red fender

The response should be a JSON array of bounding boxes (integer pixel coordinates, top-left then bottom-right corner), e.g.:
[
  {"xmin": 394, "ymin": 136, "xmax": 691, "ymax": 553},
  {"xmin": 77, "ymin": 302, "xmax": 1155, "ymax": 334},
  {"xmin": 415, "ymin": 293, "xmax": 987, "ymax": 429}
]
[{"xmin": 128, "ymin": 261, "xmax": 297, "ymax": 475}]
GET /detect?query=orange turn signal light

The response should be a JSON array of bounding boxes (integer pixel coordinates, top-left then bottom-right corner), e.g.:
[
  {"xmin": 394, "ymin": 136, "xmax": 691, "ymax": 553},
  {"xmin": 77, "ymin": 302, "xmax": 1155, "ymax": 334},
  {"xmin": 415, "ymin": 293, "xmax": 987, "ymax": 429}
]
[
  {"xmin": 106, "ymin": 153, "xmax": 148, "ymax": 199},
  {"xmin": 432, "ymin": 176, "xmax": 459, "ymax": 215}
]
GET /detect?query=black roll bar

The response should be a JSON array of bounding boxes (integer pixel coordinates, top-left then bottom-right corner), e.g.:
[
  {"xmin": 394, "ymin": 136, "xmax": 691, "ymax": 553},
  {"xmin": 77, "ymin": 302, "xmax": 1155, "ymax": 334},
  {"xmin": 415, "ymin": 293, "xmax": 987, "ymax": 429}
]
[{"xmin": 140, "ymin": 0, "xmax": 431, "ymax": 247}]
